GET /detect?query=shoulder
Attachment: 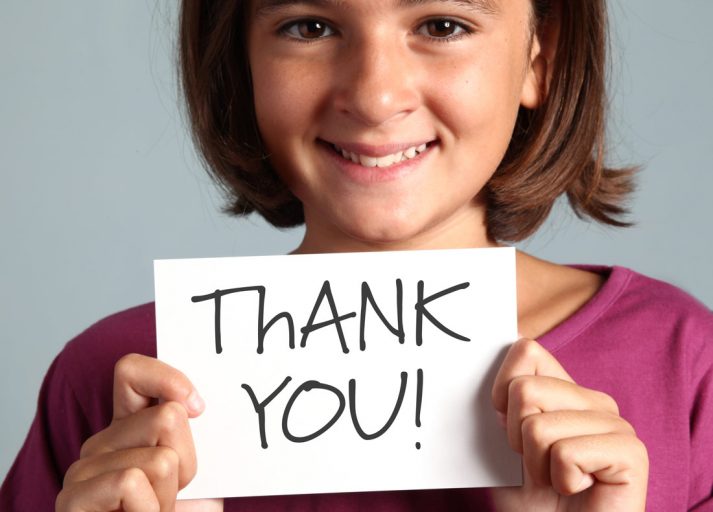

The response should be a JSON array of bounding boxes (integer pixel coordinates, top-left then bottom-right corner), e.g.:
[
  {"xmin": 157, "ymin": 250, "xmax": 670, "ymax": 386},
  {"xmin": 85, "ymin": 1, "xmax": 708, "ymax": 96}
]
[
  {"xmin": 602, "ymin": 267, "xmax": 713, "ymax": 338},
  {"xmin": 610, "ymin": 268, "xmax": 713, "ymax": 377},
  {"xmin": 550, "ymin": 265, "xmax": 713, "ymax": 391},
  {"xmin": 62, "ymin": 302, "xmax": 157, "ymax": 364},
  {"xmin": 535, "ymin": 262, "xmax": 713, "ymax": 387}
]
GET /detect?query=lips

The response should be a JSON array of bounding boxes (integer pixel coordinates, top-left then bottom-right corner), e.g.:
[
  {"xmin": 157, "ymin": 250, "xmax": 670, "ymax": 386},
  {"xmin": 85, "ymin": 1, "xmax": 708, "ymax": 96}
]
[
  {"xmin": 317, "ymin": 137, "xmax": 436, "ymax": 185},
  {"xmin": 320, "ymin": 139, "xmax": 436, "ymax": 169},
  {"xmin": 331, "ymin": 143, "xmax": 428, "ymax": 168}
]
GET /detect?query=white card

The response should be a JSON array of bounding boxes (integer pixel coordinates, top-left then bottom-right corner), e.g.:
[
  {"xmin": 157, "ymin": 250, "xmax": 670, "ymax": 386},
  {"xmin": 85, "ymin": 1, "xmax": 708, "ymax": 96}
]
[{"xmin": 154, "ymin": 247, "xmax": 521, "ymax": 499}]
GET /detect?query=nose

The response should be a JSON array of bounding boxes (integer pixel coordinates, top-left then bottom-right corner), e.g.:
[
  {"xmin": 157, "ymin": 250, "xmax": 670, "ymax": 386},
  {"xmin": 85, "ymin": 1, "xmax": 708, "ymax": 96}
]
[{"xmin": 333, "ymin": 33, "xmax": 420, "ymax": 127}]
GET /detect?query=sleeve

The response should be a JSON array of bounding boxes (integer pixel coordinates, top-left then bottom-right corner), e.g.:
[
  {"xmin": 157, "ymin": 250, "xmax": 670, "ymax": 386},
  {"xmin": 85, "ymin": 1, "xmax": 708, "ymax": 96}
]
[
  {"xmin": 687, "ymin": 313, "xmax": 713, "ymax": 511},
  {"xmin": 0, "ymin": 352, "xmax": 93, "ymax": 511}
]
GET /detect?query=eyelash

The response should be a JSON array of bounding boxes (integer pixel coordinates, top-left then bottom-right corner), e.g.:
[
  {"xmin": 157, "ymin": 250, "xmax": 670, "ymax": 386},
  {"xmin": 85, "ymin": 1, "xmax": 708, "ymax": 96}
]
[
  {"xmin": 277, "ymin": 17, "xmax": 475, "ymax": 44},
  {"xmin": 416, "ymin": 19, "xmax": 473, "ymax": 43},
  {"xmin": 278, "ymin": 19, "xmax": 332, "ymax": 42}
]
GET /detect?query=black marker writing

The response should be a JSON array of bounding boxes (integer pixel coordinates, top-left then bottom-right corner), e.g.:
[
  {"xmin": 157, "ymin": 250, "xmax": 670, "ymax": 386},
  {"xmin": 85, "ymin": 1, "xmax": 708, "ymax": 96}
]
[
  {"xmin": 243, "ymin": 370, "xmax": 424, "ymax": 448},
  {"xmin": 415, "ymin": 368, "xmax": 423, "ymax": 449},
  {"xmin": 349, "ymin": 371, "xmax": 407, "ymax": 440},
  {"xmin": 300, "ymin": 281, "xmax": 356, "ymax": 354},
  {"xmin": 415, "ymin": 281, "xmax": 471, "ymax": 346},
  {"xmin": 191, "ymin": 286, "xmax": 295, "ymax": 354},
  {"xmin": 282, "ymin": 380, "xmax": 346, "ymax": 443},
  {"xmin": 359, "ymin": 280, "xmax": 405, "ymax": 351},
  {"xmin": 241, "ymin": 377, "xmax": 292, "ymax": 449}
]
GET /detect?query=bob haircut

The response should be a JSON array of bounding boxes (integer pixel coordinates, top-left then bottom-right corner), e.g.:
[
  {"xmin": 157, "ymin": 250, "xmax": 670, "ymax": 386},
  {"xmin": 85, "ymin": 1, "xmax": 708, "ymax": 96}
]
[{"xmin": 179, "ymin": 0, "xmax": 634, "ymax": 242}]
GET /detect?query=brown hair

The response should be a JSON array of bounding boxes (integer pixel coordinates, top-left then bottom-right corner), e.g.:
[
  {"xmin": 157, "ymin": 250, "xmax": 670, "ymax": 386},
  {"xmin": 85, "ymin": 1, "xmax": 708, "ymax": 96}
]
[{"xmin": 179, "ymin": 0, "xmax": 634, "ymax": 242}]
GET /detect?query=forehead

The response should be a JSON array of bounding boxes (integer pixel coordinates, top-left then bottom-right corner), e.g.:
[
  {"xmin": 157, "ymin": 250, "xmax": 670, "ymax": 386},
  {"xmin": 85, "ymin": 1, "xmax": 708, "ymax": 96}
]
[{"xmin": 253, "ymin": 0, "xmax": 502, "ymax": 16}]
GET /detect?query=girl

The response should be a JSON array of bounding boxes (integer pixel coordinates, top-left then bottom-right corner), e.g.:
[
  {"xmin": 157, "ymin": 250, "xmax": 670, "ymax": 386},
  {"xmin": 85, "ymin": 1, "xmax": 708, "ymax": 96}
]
[{"xmin": 2, "ymin": 0, "xmax": 712, "ymax": 510}]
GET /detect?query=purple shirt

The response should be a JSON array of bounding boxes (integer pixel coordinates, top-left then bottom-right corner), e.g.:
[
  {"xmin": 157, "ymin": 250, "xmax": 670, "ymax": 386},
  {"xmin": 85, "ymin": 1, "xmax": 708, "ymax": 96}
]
[{"xmin": 2, "ymin": 266, "xmax": 713, "ymax": 511}]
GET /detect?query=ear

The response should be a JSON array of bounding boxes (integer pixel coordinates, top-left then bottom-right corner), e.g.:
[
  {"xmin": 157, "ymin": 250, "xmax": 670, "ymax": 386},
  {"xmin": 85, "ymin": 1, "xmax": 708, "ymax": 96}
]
[{"xmin": 520, "ymin": 3, "xmax": 561, "ymax": 110}]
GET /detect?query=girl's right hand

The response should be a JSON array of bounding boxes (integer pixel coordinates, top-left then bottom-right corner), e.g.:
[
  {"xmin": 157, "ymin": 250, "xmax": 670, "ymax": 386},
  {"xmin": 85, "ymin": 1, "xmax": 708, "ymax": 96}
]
[{"xmin": 55, "ymin": 353, "xmax": 223, "ymax": 512}]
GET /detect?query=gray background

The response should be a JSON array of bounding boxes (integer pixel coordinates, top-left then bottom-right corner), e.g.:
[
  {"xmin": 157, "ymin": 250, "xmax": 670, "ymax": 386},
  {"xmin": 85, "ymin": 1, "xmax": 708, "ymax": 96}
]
[{"xmin": 1, "ymin": 0, "xmax": 711, "ymax": 483}]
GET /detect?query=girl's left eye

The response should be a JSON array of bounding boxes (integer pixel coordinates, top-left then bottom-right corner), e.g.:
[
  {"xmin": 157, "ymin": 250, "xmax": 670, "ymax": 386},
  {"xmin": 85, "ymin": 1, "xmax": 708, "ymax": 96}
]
[
  {"xmin": 416, "ymin": 19, "xmax": 470, "ymax": 40},
  {"xmin": 281, "ymin": 19, "xmax": 335, "ymax": 40}
]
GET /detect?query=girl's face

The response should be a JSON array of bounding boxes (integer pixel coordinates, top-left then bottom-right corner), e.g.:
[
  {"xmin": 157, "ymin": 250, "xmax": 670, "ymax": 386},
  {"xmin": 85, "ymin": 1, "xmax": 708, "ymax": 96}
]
[{"xmin": 248, "ymin": 0, "xmax": 544, "ymax": 252}]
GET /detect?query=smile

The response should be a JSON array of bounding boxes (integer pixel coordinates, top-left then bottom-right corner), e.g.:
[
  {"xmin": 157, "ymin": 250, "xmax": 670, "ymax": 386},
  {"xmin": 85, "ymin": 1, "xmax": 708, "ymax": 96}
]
[{"xmin": 330, "ymin": 143, "xmax": 430, "ymax": 168}]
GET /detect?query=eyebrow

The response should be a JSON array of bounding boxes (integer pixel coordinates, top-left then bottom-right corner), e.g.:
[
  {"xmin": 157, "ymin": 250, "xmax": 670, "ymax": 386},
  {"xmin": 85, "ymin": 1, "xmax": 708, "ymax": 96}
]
[{"xmin": 254, "ymin": 0, "xmax": 500, "ymax": 17}]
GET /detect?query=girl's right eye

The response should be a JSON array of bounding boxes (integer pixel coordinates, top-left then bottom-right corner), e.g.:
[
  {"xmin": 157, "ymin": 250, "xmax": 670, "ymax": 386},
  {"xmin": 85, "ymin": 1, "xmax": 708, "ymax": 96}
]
[{"xmin": 280, "ymin": 19, "xmax": 335, "ymax": 41}]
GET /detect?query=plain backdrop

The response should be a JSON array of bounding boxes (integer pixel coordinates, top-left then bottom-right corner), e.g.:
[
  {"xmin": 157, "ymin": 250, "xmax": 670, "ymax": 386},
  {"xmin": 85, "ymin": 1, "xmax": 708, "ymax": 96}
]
[{"xmin": 1, "ymin": 0, "xmax": 711, "ymax": 482}]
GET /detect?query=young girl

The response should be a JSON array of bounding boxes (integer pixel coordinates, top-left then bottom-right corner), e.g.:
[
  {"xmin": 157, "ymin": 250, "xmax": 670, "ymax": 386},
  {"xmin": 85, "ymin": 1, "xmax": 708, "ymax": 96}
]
[{"xmin": 2, "ymin": 0, "xmax": 712, "ymax": 510}]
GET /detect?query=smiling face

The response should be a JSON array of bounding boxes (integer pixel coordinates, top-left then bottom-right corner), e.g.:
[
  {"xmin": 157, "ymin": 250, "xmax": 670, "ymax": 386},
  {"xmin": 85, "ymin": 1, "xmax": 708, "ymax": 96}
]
[{"xmin": 248, "ymin": 0, "xmax": 545, "ymax": 252}]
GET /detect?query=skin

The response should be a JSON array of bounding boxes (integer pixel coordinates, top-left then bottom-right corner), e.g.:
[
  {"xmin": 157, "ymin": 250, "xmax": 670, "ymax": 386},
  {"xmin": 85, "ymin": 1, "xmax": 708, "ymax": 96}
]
[{"xmin": 56, "ymin": 0, "xmax": 648, "ymax": 510}]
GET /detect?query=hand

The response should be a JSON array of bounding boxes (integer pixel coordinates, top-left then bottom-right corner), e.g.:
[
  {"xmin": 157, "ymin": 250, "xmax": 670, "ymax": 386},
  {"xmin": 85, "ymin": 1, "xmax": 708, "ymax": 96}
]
[
  {"xmin": 56, "ymin": 353, "xmax": 223, "ymax": 512},
  {"xmin": 490, "ymin": 338, "xmax": 648, "ymax": 512}
]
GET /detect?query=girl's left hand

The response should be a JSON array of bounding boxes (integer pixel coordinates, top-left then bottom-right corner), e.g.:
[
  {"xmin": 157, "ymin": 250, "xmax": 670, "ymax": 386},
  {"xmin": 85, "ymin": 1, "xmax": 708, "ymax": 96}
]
[{"xmin": 490, "ymin": 338, "xmax": 649, "ymax": 512}]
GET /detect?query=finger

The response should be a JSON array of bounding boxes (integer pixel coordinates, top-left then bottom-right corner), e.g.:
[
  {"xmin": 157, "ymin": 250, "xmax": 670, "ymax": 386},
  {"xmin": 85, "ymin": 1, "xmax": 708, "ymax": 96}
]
[
  {"xmin": 492, "ymin": 338, "xmax": 573, "ymax": 415},
  {"xmin": 81, "ymin": 401, "xmax": 197, "ymax": 488},
  {"xmin": 64, "ymin": 447, "xmax": 179, "ymax": 512},
  {"xmin": 56, "ymin": 468, "xmax": 160, "ymax": 512},
  {"xmin": 549, "ymin": 433, "xmax": 648, "ymax": 500},
  {"xmin": 113, "ymin": 353, "xmax": 204, "ymax": 420},
  {"xmin": 520, "ymin": 410, "xmax": 635, "ymax": 488},
  {"xmin": 506, "ymin": 375, "xmax": 620, "ymax": 452}
]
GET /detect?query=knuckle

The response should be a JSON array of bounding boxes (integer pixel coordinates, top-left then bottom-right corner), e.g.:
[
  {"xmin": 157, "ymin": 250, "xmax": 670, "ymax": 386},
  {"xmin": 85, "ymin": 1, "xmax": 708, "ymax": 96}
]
[
  {"xmin": 552, "ymin": 476, "xmax": 578, "ymax": 496},
  {"xmin": 150, "ymin": 446, "xmax": 180, "ymax": 481},
  {"xmin": 117, "ymin": 467, "xmax": 148, "ymax": 493},
  {"xmin": 521, "ymin": 414, "xmax": 548, "ymax": 447},
  {"xmin": 184, "ymin": 450, "xmax": 199, "ymax": 484},
  {"xmin": 154, "ymin": 401, "xmax": 188, "ymax": 434},
  {"xmin": 508, "ymin": 375, "xmax": 538, "ymax": 404},
  {"xmin": 596, "ymin": 391, "xmax": 620, "ymax": 415},
  {"xmin": 78, "ymin": 440, "xmax": 93, "ymax": 460},
  {"xmin": 513, "ymin": 338, "xmax": 541, "ymax": 361},
  {"xmin": 54, "ymin": 489, "xmax": 71, "ymax": 512},
  {"xmin": 62, "ymin": 458, "xmax": 87, "ymax": 487},
  {"xmin": 630, "ymin": 436, "xmax": 650, "ymax": 467},
  {"xmin": 78, "ymin": 431, "xmax": 104, "ymax": 459},
  {"xmin": 613, "ymin": 415, "xmax": 636, "ymax": 436},
  {"xmin": 114, "ymin": 353, "xmax": 141, "ymax": 381},
  {"xmin": 550, "ymin": 438, "xmax": 576, "ymax": 469}
]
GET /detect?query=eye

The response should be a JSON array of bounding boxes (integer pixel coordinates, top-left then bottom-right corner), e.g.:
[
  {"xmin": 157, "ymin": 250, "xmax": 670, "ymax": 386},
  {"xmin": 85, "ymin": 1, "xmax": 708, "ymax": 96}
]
[
  {"xmin": 281, "ymin": 19, "xmax": 335, "ymax": 40},
  {"xmin": 417, "ymin": 18, "xmax": 470, "ymax": 40}
]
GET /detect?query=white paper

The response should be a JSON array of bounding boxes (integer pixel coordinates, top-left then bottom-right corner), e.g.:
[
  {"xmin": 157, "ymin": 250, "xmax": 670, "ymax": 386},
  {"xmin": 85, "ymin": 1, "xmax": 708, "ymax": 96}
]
[{"xmin": 154, "ymin": 247, "xmax": 521, "ymax": 499}]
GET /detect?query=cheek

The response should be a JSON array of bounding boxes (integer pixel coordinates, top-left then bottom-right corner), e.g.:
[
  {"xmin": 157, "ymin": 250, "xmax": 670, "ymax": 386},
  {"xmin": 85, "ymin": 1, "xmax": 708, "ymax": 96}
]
[
  {"xmin": 252, "ymin": 62, "xmax": 296, "ymax": 144},
  {"xmin": 251, "ymin": 58, "xmax": 326, "ymax": 151},
  {"xmin": 460, "ymin": 41, "xmax": 527, "ymax": 132},
  {"xmin": 249, "ymin": 57, "xmax": 325, "ymax": 194},
  {"xmin": 427, "ymin": 54, "xmax": 524, "ymax": 160}
]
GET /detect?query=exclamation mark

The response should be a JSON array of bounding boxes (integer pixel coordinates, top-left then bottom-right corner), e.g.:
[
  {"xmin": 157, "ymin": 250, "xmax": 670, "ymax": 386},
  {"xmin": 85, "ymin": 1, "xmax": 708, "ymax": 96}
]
[{"xmin": 415, "ymin": 368, "xmax": 423, "ymax": 449}]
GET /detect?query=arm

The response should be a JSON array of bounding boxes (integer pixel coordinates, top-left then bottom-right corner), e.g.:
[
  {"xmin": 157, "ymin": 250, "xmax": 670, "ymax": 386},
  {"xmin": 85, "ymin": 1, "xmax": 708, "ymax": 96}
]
[{"xmin": 0, "ymin": 353, "xmax": 86, "ymax": 510}]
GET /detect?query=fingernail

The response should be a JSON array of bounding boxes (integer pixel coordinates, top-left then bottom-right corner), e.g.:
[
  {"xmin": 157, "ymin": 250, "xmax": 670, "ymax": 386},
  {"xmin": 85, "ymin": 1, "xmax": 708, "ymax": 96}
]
[
  {"xmin": 187, "ymin": 390, "xmax": 205, "ymax": 415},
  {"xmin": 575, "ymin": 474, "xmax": 595, "ymax": 493},
  {"xmin": 496, "ymin": 411, "xmax": 507, "ymax": 429}
]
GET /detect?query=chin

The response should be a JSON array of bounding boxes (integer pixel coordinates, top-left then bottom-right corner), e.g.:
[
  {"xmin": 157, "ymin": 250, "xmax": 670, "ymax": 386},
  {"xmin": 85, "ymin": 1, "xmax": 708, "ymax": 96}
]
[{"xmin": 333, "ymin": 211, "xmax": 438, "ymax": 250}]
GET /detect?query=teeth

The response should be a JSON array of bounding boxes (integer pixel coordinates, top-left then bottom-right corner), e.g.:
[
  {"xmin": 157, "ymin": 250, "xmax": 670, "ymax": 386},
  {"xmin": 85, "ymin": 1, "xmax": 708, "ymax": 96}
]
[
  {"xmin": 340, "ymin": 148, "xmax": 361, "ymax": 163},
  {"xmin": 333, "ymin": 143, "xmax": 429, "ymax": 168},
  {"xmin": 360, "ymin": 155, "xmax": 378, "ymax": 168}
]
